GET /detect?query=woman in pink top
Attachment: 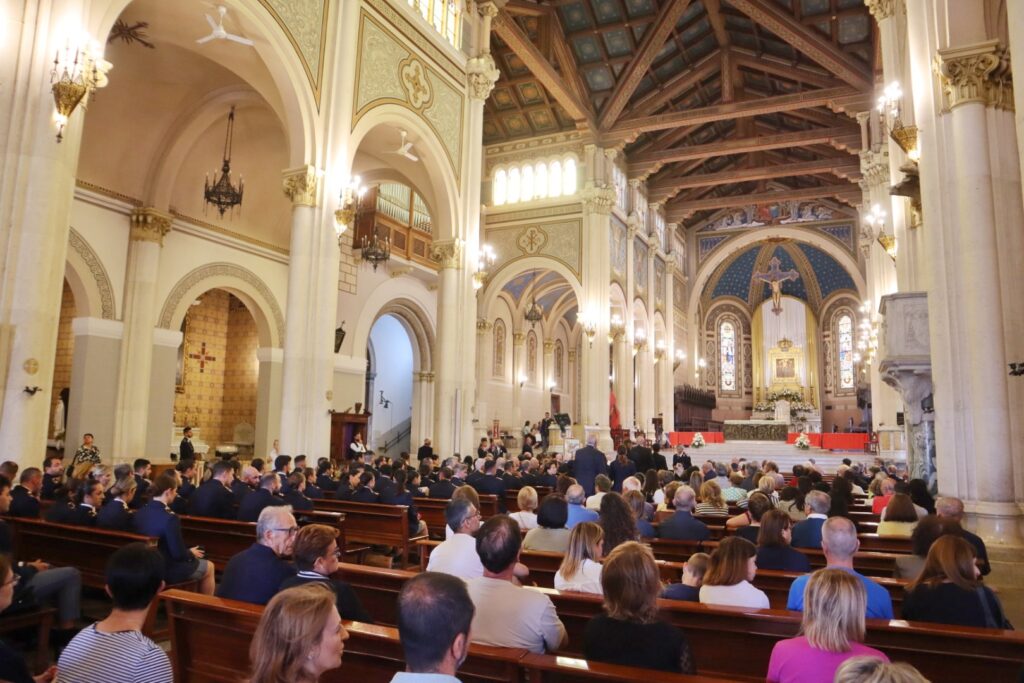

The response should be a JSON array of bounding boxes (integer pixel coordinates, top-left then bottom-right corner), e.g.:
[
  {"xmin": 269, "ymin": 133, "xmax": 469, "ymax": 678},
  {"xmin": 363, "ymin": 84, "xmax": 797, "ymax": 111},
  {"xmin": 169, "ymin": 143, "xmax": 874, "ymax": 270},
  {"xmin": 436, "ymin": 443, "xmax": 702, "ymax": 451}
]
[{"xmin": 767, "ymin": 569, "xmax": 888, "ymax": 683}]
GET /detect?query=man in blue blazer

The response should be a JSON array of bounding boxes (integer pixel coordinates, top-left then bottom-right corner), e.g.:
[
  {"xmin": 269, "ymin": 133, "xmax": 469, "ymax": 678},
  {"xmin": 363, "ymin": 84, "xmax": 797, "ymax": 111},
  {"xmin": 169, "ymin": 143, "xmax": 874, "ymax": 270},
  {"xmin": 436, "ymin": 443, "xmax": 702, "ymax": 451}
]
[
  {"xmin": 237, "ymin": 473, "xmax": 286, "ymax": 522},
  {"xmin": 571, "ymin": 435, "xmax": 608, "ymax": 497},
  {"xmin": 189, "ymin": 460, "xmax": 237, "ymax": 519},
  {"xmin": 216, "ymin": 505, "xmax": 297, "ymax": 605},
  {"xmin": 790, "ymin": 490, "xmax": 831, "ymax": 549},
  {"xmin": 657, "ymin": 485, "xmax": 710, "ymax": 542}
]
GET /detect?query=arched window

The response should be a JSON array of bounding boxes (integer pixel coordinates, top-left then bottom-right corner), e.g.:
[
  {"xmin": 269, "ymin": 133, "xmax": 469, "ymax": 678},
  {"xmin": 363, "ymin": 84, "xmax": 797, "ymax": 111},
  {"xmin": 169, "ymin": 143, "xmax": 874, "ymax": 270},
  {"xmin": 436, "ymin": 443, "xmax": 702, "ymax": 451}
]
[
  {"xmin": 837, "ymin": 314, "xmax": 854, "ymax": 390},
  {"xmin": 492, "ymin": 319, "xmax": 506, "ymax": 378},
  {"xmin": 549, "ymin": 160, "xmax": 562, "ymax": 198},
  {"xmin": 534, "ymin": 162, "xmax": 548, "ymax": 199},
  {"xmin": 507, "ymin": 167, "xmax": 521, "ymax": 204},
  {"xmin": 492, "ymin": 169, "xmax": 507, "ymax": 206},
  {"xmin": 521, "ymin": 164, "xmax": 535, "ymax": 202},
  {"xmin": 720, "ymin": 321, "xmax": 736, "ymax": 392},
  {"xmin": 562, "ymin": 158, "xmax": 577, "ymax": 196},
  {"xmin": 527, "ymin": 331, "xmax": 538, "ymax": 381},
  {"xmin": 554, "ymin": 340, "xmax": 564, "ymax": 384},
  {"xmin": 409, "ymin": 0, "xmax": 462, "ymax": 48}
]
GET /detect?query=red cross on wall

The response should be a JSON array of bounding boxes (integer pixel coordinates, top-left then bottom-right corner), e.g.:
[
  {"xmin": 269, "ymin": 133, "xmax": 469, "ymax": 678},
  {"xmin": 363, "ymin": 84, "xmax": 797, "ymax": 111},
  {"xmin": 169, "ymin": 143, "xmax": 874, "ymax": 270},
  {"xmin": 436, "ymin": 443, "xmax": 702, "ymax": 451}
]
[{"xmin": 188, "ymin": 342, "xmax": 217, "ymax": 373}]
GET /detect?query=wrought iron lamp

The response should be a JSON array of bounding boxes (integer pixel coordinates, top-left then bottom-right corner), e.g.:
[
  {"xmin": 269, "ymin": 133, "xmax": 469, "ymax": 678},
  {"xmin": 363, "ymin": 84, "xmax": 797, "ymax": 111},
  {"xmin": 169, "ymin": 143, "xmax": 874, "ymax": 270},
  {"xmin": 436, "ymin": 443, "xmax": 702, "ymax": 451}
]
[
  {"xmin": 359, "ymin": 224, "xmax": 391, "ymax": 271},
  {"xmin": 523, "ymin": 270, "xmax": 544, "ymax": 328},
  {"xmin": 204, "ymin": 107, "xmax": 244, "ymax": 217},
  {"xmin": 51, "ymin": 39, "xmax": 111, "ymax": 142}
]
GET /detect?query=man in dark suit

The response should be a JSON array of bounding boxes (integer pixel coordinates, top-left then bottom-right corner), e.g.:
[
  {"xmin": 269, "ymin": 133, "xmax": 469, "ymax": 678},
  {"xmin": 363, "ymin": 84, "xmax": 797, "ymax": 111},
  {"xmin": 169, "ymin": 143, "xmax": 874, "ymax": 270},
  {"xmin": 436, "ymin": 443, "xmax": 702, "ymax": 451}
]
[
  {"xmin": 41, "ymin": 457, "xmax": 64, "ymax": 500},
  {"xmin": 375, "ymin": 464, "xmax": 398, "ymax": 497},
  {"xmin": 628, "ymin": 437, "xmax": 655, "ymax": 474},
  {"xmin": 282, "ymin": 472, "xmax": 315, "ymax": 512},
  {"xmin": 428, "ymin": 467, "xmax": 457, "ymax": 499},
  {"xmin": 471, "ymin": 459, "xmax": 507, "ymax": 512},
  {"xmin": 651, "ymin": 446, "xmax": 668, "ymax": 472},
  {"xmin": 571, "ymin": 435, "xmax": 608, "ymax": 497},
  {"xmin": 131, "ymin": 458, "xmax": 152, "ymax": 510},
  {"xmin": 179, "ymin": 426, "xmax": 196, "ymax": 462},
  {"xmin": 171, "ymin": 459, "xmax": 197, "ymax": 514},
  {"xmin": 791, "ymin": 490, "xmax": 831, "ymax": 549},
  {"xmin": 189, "ymin": 460, "xmax": 237, "ymax": 519},
  {"xmin": 217, "ymin": 506, "xmax": 297, "ymax": 605},
  {"xmin": 238, "ymin": 473, "xmax": 287, "ymax": 522},
  {"xmin": 232, "ymin": 465, "xmax": 259, "ymax": 506},
  {"xmin": 10, "ymin": 468, "xmax": 43, "ymax": 518},
  {"xmin": 657, "ymin": 485, "xmax": 710, "ymax": 541},
  {"xmin": 416, "ymin": 439, "xmax": 434, "ymax": 463}
]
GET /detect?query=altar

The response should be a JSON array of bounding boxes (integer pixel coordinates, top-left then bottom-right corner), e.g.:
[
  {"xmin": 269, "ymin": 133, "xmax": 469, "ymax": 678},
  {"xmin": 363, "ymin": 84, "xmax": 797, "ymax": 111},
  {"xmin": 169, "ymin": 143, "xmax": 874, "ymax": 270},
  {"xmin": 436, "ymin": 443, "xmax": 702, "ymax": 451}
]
[{"xmin": 723, "ymin": 420, "xmax": 789, "ymax": 442}]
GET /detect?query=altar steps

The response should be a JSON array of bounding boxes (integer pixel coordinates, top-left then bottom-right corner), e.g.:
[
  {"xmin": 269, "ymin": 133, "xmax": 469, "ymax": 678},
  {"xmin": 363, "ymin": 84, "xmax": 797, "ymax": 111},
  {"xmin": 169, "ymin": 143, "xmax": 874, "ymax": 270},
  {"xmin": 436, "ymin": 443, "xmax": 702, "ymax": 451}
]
[{"xmin": 686, "ymin": 441, "xmax": 878, "ymax": 476}]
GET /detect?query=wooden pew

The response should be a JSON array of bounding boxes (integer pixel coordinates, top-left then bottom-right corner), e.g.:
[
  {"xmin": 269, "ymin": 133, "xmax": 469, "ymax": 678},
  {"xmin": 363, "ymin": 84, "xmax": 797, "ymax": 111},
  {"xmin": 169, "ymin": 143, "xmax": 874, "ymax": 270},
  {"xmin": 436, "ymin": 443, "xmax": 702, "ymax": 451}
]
[
  {"xmin": 412, "ymin": 497, "xmax": 453, "ymax": 539},
  {"xmin": 313, "ymin": 500, "xmax": 426, "ymax": 569},
  {"xmin": 0, "ymin": 607, "xmax": 54, "ymax": 673},
  {"xmin": 336, "ymin": 564, "xmax": 1024, "ymax": 683},
  {"xmin": 161, "ymin": 589, "xmax": 729, "ymax": 683}
]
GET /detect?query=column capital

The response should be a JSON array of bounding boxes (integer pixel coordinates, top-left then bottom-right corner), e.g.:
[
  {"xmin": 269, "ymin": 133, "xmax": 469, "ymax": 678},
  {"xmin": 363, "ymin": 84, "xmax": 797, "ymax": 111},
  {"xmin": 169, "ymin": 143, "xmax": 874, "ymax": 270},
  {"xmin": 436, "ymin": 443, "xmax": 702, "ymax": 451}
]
[
  {"xmin": 129, "ymin": 208, "xmax": 173, "ymax": 245},
  {"xmin": 858, "ymin": 148, "xmax": 891, "ymax": 189},
  {"xmin": 429, "ymin": 238, "xmax": 463, "ymax": 269},
  {"xmin": 477, "ymin": 1, "xmax": 505, "ymax": 19},
  {"xmin": 282, "ymin": 165, "xmax": 320, "ymax": 207},
  {"xmin": 476, "ymin": 318, "xmax": 493, "ymax": 332},
  {"xmin": 467, "ymin": 52, "xmax": 500, "ymax": 101},
  {"xmin": 864, "ymin": 0, "xmax": 902, "ymax": 22},
  {"xmin": 415, "ymin": 371, "xmax": 436, "ymax": 382},
  {"xmin": 581, "ymin": 184, "xmax": 617, "ymax": 215},
  {"xmin": 567, "ymin": 350, "xmax": 577, "ymax": 362},
  {"xmin": 512, "ymin": 331, "xmax": 525, "ymax": 345},
  {"xmin": 543, "ymin": 339, "xmax": 555, "ymax": 352},
  {"xmin": 936, "ymin": 40, "xmax": 1014, "ymax": 111}
]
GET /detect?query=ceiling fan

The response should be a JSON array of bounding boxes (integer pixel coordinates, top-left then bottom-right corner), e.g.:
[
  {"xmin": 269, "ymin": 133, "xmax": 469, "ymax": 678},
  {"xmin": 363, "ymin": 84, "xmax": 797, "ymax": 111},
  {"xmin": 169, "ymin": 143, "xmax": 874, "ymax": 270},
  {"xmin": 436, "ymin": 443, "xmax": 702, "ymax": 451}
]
[
  {"xmin": 385, "ymin": 130, "xmax": 419, "ymax": 162},
  {"xmin": 196, "ymin": 5, "xmax": 254, "ymax": 47}
]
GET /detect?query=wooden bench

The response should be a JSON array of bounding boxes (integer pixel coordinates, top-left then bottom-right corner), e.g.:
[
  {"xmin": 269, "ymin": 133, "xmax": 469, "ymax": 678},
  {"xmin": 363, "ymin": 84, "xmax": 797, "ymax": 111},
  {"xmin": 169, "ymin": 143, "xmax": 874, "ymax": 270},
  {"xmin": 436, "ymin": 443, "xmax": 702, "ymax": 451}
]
[
  {"xmin": 336, "ymin": 563, "xmax": 1024, "ymax": 682},
  {"xmin": 0, "ymin": 607, "xmax": 54, "ymax": 673},
  {"xmin": 313, "ymin": 500, "xmax": 426, "ymax": 568},
  {"xmin": 412, "ymin": 494, "xmax": 500, "ymax": 540},
  {"xmin": 160, "ymin": 588, "xmax": 730, "ymax": 683}
]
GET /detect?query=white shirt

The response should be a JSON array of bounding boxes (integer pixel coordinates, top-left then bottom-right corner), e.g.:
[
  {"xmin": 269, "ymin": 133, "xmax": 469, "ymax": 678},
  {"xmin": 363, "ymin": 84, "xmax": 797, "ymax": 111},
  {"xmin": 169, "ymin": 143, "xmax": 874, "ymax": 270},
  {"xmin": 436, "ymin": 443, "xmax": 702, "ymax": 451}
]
[
  {"xmin": 508, "ymin": 510, "xmax": 538, "ymax": 530},
  {"xmin": 652, "ymin": 489, "xmax": 665, "ymax": 506},
  {"xmin": 426, "ymin": 533, "xmax": 483, "ymax": 580},
  {"xmin": 390, "ymin": 674, "xmax": 461, "ymax": 683},
  {"xmin": 465, "ymin": 577, "xmax": 566, "ymax": 654},
  {"xmin": 585, "ymin": 492, "xmax": 607, "ymax": 511},
  {"xmin": 554, "ymin": 558, "xmax": 603, "ymax": 595},
  {"xmin": 699, "ymin": 581, "xmax": 770, "ymax": 609}
]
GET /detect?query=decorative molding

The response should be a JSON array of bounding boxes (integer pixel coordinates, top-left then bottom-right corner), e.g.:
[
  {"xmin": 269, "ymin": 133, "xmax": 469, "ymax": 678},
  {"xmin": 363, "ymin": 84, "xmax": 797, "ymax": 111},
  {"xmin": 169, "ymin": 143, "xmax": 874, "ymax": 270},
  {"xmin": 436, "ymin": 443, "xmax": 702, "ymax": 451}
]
[
  {"xmin": 71, "ymin": 316, "xmax": 123, "ymax": 340},
  {"xmin": 580, "ymin": 185, "xmax": 617, "ymax": 215},
  {"xmin": 74, "ymin": 179, "xmax": 142, "ymax": 207},
  {"xmin": 282, "ymin": 165, "xmax": 320, "ymax": 207},
  {"xmin": 936, "ymin": 40, "xmax": 1014, "ymax": 111},
  {"xmin": 399, "ymin": 56, "xmax": 433, "ymax": 110},
  {"xmin": 484, "ymin": 203, "xmax": 579, "ymax": 225},
  {"xmin": 168, "ymin": 209, "xmax": 290, "ymax": 260},
  {"xmin": 157, "ymin": 263, "xmax": 286, "ymax": 344},
  {"xmin": 543, "ymin": 339, "xmax": 555, "ymax": 352},
  {"xmin": 129, "ymin": 207, "xmax": 172, "ymax": 245},
  {"xmin": 257, "ymin": 0, "xmax": 329, "ymax": 106},
  {"xmin": 429, "ymin": 238, "xmax": 463, "ymax": 269},
  {"xmin": 864, "ymin": 0, "xmax": 902, "ymax": 22},
  {"xmin": 512, "ymin": 331, "xmax": 525, "ymax": 345},
  {"xmin": 476, "ymin": 318, "xmax": 492, "ymax": 332},
  {"xmin": 485, "ymin": 219, "xmax": 582, "ymax": 278},
  {"xmin": 363, "ymin": 0, "xmax": 466, "ymax": 83},
  {"xmin": 67, "ymin": 227, "xmax": 116, "ymax": 320},
  {"xmin": 466, "ymin": 52, "xmax": 500, "ymax": 101}
]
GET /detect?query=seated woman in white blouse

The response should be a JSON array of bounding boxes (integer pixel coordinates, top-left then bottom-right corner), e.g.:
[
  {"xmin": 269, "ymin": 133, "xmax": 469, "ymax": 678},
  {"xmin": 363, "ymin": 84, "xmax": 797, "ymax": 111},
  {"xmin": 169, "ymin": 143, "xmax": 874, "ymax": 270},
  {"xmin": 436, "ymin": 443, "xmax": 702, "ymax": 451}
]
[
  {"xmin": 509, "ymin": 486, "xmax": 539, "ymax": 530},
  {"xmin": 555, "ymin": 522, "xmax": 604, "ymax": 594},
  {"xmin": 698, "ymin": 537, "xmax": 770, "ymax": 609}
]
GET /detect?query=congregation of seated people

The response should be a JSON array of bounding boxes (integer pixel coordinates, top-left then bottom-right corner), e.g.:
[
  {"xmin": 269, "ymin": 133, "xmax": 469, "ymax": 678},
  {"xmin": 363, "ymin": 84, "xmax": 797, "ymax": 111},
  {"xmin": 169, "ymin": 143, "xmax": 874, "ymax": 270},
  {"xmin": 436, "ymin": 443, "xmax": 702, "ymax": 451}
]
[{"xmin": 0, "ymin": 441, "xmax": 1013, "ymax": 682}]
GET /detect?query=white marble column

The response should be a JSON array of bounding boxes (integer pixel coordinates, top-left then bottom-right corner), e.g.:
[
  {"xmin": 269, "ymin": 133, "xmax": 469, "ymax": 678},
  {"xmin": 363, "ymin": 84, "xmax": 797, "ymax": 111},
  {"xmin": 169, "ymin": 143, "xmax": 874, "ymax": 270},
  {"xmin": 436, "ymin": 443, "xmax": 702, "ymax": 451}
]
[
  {"xmin": 0, "ymin": 1, "xmax": 92, "ymax": 465},
  {"xmin": 111, "ymin": 209, "xmax": 170, "ymax": 461},
  {"xmin": 430, "ymin": 240, "xmax": 474, "ymax": 457},
  {"xmin": 612, "ymin": 330, "xmax": 631, "ymax": 432},
  {"xmin": 660, "ymin": 256, "xmax": 677, "ymax": 432},
  {"xmin": 542, "ymin": 339, "xmax": 555, "ymax": 397},
  {"xmin": 567, "ymin": 350, "xmax": 578, "ymax": 425},
  {"xmin": 511, "ymin": 331, "xmax": 524, "ymax": 435},
  {"xmin": 474, "ymin": 319, "xmax": 493, "ymax": 432},
  {"xmin": 411, "ymin": 371, "xmax": 434, "ymax": 460},
  {"xmin": 145, "ymin": 328, "xmax": 183, "ymax": 461},
  {"xmin": 279, "ymin": 166, "xmax": 335, "ymax": 459},
  {"xmin": 255, "ymin": 347, "xmax": 283, "ymax": 461},
  {"xmin": 66, "ymin": 318, "xmax": 123, "ymax": 460}
]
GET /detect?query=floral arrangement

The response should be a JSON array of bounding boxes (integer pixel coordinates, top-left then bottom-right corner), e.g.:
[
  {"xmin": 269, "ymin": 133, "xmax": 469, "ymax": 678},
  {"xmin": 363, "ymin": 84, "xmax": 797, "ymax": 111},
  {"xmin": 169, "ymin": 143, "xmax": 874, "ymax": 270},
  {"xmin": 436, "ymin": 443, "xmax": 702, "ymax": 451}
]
[
  {"xmin": 754, "ymin": 401, "xmax": 772, "ymax": 412},
  {"xmin": 794, "ymin": 432, "xmax": 811, "ymax": 450},
  {"xmin": 767, "ymin": 388, "xmax": 804, "ymax": 403},
  {"xmin": 691, "ymin": 432, "xmax": 706, "ymax": 448}
]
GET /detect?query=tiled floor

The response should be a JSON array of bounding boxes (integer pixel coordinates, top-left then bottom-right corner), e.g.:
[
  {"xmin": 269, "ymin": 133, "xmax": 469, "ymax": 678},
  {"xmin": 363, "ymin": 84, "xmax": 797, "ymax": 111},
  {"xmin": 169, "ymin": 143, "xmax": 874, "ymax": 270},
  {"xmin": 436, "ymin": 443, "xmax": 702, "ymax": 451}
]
[{"xmin": 987, "ymin": 545, "xmax": 1024, "ymax": 627}]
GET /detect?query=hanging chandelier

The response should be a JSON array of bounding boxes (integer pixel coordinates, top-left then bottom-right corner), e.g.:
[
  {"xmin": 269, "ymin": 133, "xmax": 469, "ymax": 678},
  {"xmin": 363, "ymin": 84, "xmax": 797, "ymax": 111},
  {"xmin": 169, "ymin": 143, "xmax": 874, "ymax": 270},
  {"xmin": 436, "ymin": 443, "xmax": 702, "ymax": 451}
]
[
  {"xmin": 204, "ymin": 106, "xmax": 244, "ymax": 217},
  {"xmin": 524, "ymin": 269, "xmax": 544, "ymax": 327},
  {"xmin": 359, "ymin": 194, "xmax": 391, "ymax": 271}
]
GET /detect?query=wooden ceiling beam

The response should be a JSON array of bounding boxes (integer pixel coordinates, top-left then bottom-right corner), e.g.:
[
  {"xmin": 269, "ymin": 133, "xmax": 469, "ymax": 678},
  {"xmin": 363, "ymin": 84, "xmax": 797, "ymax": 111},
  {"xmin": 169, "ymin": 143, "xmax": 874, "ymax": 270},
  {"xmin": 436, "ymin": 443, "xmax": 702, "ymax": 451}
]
[
  {"xmin": 628, "ymin": 126, "xmax": 859, "ymax": 175},
  {"xmin": 598, "ymin": 0, "xmax": 694, "ymax": 130},
  {"xmin": 492, "ymin": 11, "xmax": 597, "ymax": 130},
  {"xmin": 505, "ymin": 0, "xmax": 550, "ymax": 17},
  {"xmin": 665, "ymin": 184, "xmax": 861, "ymax": 219},
  {"xmin": 549, "ymin": 13, "xmax": 590, "ymax": 107},
  {"xmin": 732, "ymin": 51, "xmax": 844, "ymax": 90},
  {"xmin": 610, "ymin": 85, "xmax": 858, "ymax": 136},
  {"xmin": 648, "ymin": 158, "xmax": 861, "ymax": 202},
  {"xmin": 625, "ymin": 50, "xmax": 720, "ymax": 118},
  {"xmin": 726, "ymin": 0, "xmax": 872, "ymax": 91}
]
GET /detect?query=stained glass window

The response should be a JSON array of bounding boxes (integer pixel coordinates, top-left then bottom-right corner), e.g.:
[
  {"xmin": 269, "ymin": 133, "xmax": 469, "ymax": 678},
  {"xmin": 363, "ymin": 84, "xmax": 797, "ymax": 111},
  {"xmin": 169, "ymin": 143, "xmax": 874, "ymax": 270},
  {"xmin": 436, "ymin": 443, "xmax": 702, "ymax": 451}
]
[
  {"xmin": 838, "ymin": 314, "xmax": 854, "ymax": 390},
  {"xmin": 720, "ymin": 321, "xmax": 736, "ymax": 392}
]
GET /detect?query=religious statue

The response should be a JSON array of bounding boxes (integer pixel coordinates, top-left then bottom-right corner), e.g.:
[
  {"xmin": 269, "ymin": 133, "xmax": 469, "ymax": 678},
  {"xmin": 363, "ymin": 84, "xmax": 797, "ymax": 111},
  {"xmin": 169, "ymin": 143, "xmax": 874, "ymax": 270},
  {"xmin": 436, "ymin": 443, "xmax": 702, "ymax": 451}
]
[{"xmin": 752, "ymin": 256, "xmax": 800, "ymax": 315}]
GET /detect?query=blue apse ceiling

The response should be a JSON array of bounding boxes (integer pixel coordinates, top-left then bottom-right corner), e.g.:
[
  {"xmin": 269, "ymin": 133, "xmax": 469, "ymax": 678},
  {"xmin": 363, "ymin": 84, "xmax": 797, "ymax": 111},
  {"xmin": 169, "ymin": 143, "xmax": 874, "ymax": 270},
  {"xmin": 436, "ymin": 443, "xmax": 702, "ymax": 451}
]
[
  {"xmin": 710, "ymin": 244, "xmax": 856, "ymax": 304},
  {"xmin": 502, "ymin": 270, "xmax": 564, "ymax": 303}
]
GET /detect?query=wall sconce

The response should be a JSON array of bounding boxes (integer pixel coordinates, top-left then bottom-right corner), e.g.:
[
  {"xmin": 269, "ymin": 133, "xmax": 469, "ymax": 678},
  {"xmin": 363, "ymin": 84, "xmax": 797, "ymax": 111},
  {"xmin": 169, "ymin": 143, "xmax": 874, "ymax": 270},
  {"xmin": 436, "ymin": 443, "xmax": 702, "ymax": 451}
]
[
  {"xmin": 579, "ymin": 312, "xmax": 598, "ymax": 347},
  {"xmin": 50, "ymin": 37, "xmax": 112, "ymax": 142},
  {"xmin": 877, "ymin": 233, "xmax": 897, "ymax": 262},
  {"xmin": 335, "ymin": 176, "xmax": 366, "ymax": 245},
  {"xmin": 633, "ymin": 327, "xmax": 647, "ymax": 354},
  {"xmin": 547, "ymin": 379, "xmax": 556, "ymax": 392},
  {"xmin": 673, "ymin": 348, "xmax": 685, "ymax": 370},
  {"xmin": 23, "ymin": 386, "xmax": 43, "ymax": 396},
  {"xmin": 473, "ymin": 244, "xmax": 497, "ymax": 291},
  {"xmin": 608, "ymin": 314, "xmax": 625, "ymax": 343},
  {"xmin": 653, "ymin": 339, "xmax": 666, "ymax": 363},
  {"xmin": 518, "ymin": 373, "xmax": 528, "ymax": 388},
  {"xmin": 877, "ymin": 81, "xmax": 920, "ymax": 162}
]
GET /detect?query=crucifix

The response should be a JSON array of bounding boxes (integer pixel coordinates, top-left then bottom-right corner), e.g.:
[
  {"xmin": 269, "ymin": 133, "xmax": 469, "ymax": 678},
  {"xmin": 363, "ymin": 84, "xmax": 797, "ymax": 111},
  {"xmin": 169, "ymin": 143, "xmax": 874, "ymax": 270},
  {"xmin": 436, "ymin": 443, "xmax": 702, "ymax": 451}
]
[
  {"xmin": 188, "ymin": 342, "xmax": 217, "ymax": 373},
  {"xmin": 752, "ymin": 256, "xmax": 800, "ymax": 315}
]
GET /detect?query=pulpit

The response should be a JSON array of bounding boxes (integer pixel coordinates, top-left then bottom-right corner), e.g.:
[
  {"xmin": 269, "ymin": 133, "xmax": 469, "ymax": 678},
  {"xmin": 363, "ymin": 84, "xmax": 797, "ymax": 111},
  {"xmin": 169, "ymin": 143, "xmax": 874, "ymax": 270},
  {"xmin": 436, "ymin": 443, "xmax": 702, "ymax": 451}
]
[{"xmin": 330, "ymin": 411, "xmax": 370, "ymax": 463}]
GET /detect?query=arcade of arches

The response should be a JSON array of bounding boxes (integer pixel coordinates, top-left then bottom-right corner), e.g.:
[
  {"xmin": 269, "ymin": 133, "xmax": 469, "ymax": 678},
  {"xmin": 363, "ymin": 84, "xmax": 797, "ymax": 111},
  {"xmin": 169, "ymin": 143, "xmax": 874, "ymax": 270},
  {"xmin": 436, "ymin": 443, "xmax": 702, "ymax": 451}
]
[{"xmin": 2, "ymin": 0, "xmax": 1024, "ymax": 549}]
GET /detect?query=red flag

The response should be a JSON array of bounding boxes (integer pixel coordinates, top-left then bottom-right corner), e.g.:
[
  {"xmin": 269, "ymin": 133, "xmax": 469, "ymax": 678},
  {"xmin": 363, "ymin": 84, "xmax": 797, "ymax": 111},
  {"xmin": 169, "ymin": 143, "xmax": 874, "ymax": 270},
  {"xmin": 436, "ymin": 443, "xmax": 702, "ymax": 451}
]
[{"xmin": 609, "ymin": 389, "xmax": 622, "ymax": 430}]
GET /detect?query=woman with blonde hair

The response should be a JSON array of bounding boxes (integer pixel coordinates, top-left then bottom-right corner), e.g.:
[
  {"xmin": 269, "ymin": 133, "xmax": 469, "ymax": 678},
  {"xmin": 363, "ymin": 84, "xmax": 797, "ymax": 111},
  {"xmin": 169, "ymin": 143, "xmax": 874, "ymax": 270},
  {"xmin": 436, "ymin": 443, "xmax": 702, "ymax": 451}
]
[
  {"xmin": 508, "ymin": 486, "xmax": 539, "ymax": 530},
  {"xmin": 555, "ymin": 522, "xmax": 604, "ymax": 594},
  {"xmin": 768, "ymin": 569, "xmax": 888, "ymax": 682},
  {"xmin": 98, "ymin": 475, "xmax": 137, "ymax": 531},
  {"xmin": 902, "ymin": 535, "xmax": 1010, "ymax": 628},
  {"xmin": 833, "ymin": 657, "xmax": 930, "ymax": 683},
  {"xmin": 249, "ymin": 583, "xmax": 349, "ymax": 683},
  {"xmin": 739, "ymin": 475, "xmax": 779, "ymax": 509},
  {"xmin": 698, "ymin": 537, "xmax": 769, "ymax": 608},
  {"xmin": 695, "ymin": 480, "xmax": 729, "ymax": 516},
  {"xmin": 584, "ymin": 542, "xmax": 695, "ymax": 674}
]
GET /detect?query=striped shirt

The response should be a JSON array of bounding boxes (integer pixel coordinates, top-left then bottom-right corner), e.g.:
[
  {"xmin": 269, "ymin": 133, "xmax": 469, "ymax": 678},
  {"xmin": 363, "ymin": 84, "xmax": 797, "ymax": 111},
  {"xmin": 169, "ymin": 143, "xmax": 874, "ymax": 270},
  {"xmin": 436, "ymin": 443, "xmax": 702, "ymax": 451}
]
[{"xmin": 56, "ymin": 625, "xmax": 172, "ymax": 683}]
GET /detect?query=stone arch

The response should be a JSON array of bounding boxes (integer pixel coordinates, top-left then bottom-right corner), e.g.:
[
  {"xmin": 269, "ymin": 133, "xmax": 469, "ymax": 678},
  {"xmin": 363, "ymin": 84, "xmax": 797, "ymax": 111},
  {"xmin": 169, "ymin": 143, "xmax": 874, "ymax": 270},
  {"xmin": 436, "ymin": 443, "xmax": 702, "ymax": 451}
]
[
  {"xmin": 347, "ymin": 279, "xmax": 436, "ymax": 374},
  {"xmin": 66, "ymin": 228, "xmax": 116, "ymax": 320},
  {"xmin": 480, "ymin": 257, "xmax": 584, "ymax": 321},
  {"xmin": 158, "ymin": 263, "xmax": 285, "ymax": 347}
]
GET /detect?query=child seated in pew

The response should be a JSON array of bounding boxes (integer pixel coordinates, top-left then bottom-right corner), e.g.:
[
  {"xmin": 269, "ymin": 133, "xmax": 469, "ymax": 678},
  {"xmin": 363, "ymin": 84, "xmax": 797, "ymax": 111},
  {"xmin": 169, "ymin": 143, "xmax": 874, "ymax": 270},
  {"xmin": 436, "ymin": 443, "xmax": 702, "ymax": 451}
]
[
  {"xmin": 555, "ymin": 522, "xmax": 604, "ymax": 595},
  {"xmin": 661, "ymin": 552, "xmax": 709, "ymax": 602},
  {"xmin": 767, "ymin": 569, "xmax": 889, "ymax": 683}
]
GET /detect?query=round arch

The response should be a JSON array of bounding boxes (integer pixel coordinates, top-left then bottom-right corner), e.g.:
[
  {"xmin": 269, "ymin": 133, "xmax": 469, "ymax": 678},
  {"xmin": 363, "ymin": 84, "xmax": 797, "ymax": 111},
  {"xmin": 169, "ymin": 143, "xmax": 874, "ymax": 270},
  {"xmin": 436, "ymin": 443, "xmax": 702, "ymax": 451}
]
[
  {"xmin": 66, "ymin": 228, "xmax": 117, "ymax": 320},
  {"xmin": 157, "ymin": 263, "xmax": 285, "ymax": 347},
  {"xmin": 480, "ymin": 257, "xmax": 584, "ymax": 320},
  {"xmin": 687, "ymin": 227, "xmax": 866, "ymax": 323},
  {"xmin": 88, "ymin": 0, "xmax": 318, "ymax": 166},
  {"xmin": 346, "ymin": 278, "xmax": 436, "ymax": 372},
  {"xmin": 348, "ymin": 104, "xmax": 460, "ymax": 242}
]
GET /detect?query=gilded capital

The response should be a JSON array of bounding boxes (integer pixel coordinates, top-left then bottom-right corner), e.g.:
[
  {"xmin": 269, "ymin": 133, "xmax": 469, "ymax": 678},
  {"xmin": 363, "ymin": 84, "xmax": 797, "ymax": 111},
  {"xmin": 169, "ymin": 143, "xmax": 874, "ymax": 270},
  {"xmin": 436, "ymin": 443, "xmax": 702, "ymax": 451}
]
[
  {"xmin": 936, "ymin": 41, "xmax": 1014, "ymax": 111},
  {"xmin": 476, "ymin": 318, "xmax": 493, "ymax": 332},
  {"xmin": 429, "ymin": 239, "xmax": 463, "ymax": 269},
  {"xmin": 864, "ymin": 0, "xmax": 901, "ymax": 22},
  {"xmin": 543, "ymin": 339, "xmax": 555, "ymax": 352},
  {"xmin": 581, "ymin": 185, "xmax": 617, "ymax": 215},
  {"xmin": 567, "ymin": 350, "xmax": 576, "ymax": 362},
  {"xmin": 129, "ymin": 207, "xmax": 172, "ymax": 245},
  {"xmin": 512, "ymin": 332, "xmax": 525, "ymax": 345},
  {"xmin": 282, "ymin": 165, "xmax": 320, "ymax": 207}
]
